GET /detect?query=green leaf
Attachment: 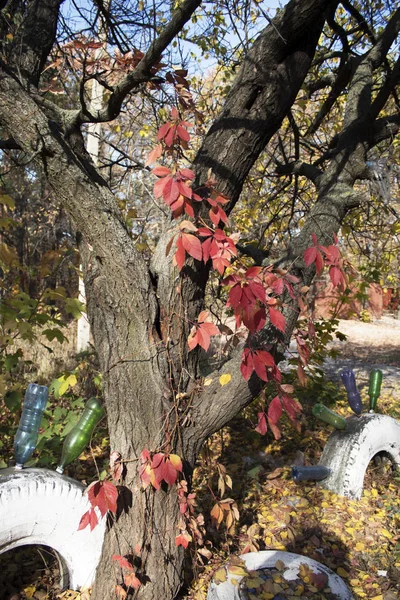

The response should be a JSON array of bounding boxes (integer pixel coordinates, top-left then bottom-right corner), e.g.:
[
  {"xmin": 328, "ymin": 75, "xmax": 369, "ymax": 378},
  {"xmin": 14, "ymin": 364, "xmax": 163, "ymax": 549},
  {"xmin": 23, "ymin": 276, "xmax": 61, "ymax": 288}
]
[
  {"xmin": 0, "ymin": 194, "xmax": 15, "ymax": 209},
  {"xmin": 64, "ymin": 298, "xmax": 86, "ymax": 319},
  {"xmin": 4, "ymin": 390, "xmax": 22, "ymax": 411},
  {"xmin": 43, "ymin": 328, "xmax": 67, "ymax": 344},
  {"xmin": 4, "ymin": 351, "xmax": 22, "ymax": 372}
]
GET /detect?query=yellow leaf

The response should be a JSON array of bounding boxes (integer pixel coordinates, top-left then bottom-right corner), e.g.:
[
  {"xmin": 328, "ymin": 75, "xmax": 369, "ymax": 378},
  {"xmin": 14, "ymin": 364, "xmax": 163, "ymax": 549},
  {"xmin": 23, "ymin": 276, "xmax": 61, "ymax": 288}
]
[
  {"xmin": 227, "ymin": 564, "xmax": 247, "ymax": 577},
  {"xmin": 58, "ymin": 378, "xmax": 69, "ymax": 396},
  {"xmin": 204, "ymin": 378, "xmax": 213, "ymax": 386},
  {"xmin": 24, "ymin": 586, "xmax": 36, "ymax": 599},
  {"xmin": 219, "ymin": 373, "xmax": 231, "ymax": 386},
  {"xmin": 355, "ymin": 542, "xmax": 365, "ymax": 551},
  {"xmin": 169, "ymin": 453, "xmax": 182, "ymax": 471},
  {"xmin": 370, "ymin": 596, "xmax": 383, "ymax": 600},
  {"xmin": 66, "ymin": 373, "xmax": 77, "ymax": 387},
  {"xmin": 0, "ymin": 242, "xmax": 19, "ymax": 266},
  {"xmin": 381, "ymin": 529, "xmax": 391, "ymax": 539},
  {"xmin": 213, "ymin": 567, "xmax": 227, "ymax": 584},
  {"xmin": 337, "ymin": 567, "xmax": 349, "ymax": 578},
  {"xmin": 6, "ymin": 33, "xmax": 13, "ymax": 41}
]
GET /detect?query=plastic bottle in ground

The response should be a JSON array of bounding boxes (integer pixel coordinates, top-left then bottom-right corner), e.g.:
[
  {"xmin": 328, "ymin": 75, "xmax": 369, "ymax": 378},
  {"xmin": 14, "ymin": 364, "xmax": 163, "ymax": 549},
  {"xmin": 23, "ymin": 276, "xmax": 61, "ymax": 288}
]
[
  {"xmin": 341, "ymin": 369, "xmax": 363, "ymax": 415},
  {"xmin": 312, "ymin": 403, "xmax": 347, "ymax": 430},
  {"xmin": 14, "ymin": 384, "xmax": 49, "ymax": 469},
  {"xmin": 56, "ymin": 398, "xmax": 104, "ymax": 474},
  {"xmin": 369, "ymin": 369, "xmax": 383, "ymax": 413},
  {"xmin": 292, "ymin": 465, "xmax": 331, "ymax": 483}
]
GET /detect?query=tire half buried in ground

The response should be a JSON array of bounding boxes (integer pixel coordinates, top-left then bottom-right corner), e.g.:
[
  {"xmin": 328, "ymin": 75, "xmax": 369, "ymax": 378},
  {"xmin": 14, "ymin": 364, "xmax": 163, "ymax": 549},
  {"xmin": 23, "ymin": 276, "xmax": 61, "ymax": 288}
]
[{"xmin": 318, "ymin": 413, "xmax": 400, "ymax": 499}]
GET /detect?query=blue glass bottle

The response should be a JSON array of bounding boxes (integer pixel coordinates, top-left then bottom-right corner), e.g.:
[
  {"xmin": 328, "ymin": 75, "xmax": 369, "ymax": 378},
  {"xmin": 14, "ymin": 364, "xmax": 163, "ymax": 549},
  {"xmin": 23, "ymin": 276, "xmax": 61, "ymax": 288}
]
[
  {"xmin": 14, "ymin": 384, "xmax": 49, "ymax": 469},
  {"xmin": 341, "ymin": 369, "xmax": 363, "ymax": 415},
  {"xmin": 292, "ymin": 465, "xmax": 331, "ymax": 483}
]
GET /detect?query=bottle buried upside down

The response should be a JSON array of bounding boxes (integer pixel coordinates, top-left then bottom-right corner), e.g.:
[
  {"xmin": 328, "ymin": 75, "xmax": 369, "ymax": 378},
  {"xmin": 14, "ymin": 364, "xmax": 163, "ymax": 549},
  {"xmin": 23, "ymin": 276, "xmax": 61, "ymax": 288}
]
[
  {"xmin": 14, "ymin": 384, "xmax": 49, "ymax": 469},
  {"xmin": 56, "ymin": 398, "xmax": 104, "ymax": 474},
  {"xmin": 312, "ymin": 403, "xmax": 347, "ymax": 430},
  {"xmin": 368, "ymin": 369, "xmax": 383, "ymax": 413},
  {"xmin": 341, "ymin": 369, "xmax": 363, "ymax": 415},
  {"xmin": 292, "ymin": 465, "xmax": 331, "ymax": 483}
]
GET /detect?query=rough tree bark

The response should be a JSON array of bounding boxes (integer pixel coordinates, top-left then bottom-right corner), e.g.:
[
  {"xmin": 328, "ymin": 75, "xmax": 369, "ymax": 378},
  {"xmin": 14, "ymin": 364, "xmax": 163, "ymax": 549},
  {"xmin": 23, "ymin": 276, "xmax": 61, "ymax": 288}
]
[{"xmin": 0, "ymin": 1, "xmax": 399, "ymax": 599}]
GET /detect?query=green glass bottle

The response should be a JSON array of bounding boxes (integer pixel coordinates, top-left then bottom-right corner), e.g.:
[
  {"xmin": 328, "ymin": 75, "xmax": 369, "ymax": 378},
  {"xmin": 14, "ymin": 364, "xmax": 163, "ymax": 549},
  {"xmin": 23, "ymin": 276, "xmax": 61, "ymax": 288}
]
[
  {"xmin": 368, "ymin": 369, "xmax": 383, "ymax": 413},
  {"xmin": 56, "ymin": 398, "xmax": 104, "ymax": 474},
  {"xmin": 312, "ymin": 403, "xmax": 347, "ymax": 430}
]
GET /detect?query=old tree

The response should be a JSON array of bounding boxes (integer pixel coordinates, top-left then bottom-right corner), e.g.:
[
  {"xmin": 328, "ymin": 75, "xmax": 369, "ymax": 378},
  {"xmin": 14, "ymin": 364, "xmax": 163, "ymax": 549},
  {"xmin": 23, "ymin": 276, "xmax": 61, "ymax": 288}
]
[{"xmin": 0, "ymin": 0, "xmax": 399, "ymax": 597}]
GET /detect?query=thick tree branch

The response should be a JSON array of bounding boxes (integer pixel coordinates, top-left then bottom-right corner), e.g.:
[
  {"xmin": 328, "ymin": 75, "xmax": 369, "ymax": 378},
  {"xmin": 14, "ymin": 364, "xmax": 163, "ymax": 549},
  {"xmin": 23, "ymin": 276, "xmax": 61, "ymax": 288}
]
[{"xmin": 2, "ymin": 0, "xmax": 63, "ymax": 87}]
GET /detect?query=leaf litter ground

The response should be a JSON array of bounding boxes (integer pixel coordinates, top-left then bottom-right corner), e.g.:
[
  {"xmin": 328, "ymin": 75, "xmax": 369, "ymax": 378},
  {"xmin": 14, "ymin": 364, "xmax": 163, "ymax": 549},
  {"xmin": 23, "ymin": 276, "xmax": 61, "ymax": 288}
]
[
  {"xmin": 189, "ymin": 377, "xmax": 400, "ymax": 600},
  {"xmin": 1, "ymin": 320, "xmax": 400, "ymax": 599}
]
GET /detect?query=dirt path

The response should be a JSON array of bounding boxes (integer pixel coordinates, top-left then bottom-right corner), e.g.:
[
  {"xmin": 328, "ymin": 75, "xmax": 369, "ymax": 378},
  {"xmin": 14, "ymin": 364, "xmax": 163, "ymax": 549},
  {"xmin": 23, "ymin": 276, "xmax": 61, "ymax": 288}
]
[{"xmin": 324, "ymin": 316, "xmax": 400, "ymax": 397}]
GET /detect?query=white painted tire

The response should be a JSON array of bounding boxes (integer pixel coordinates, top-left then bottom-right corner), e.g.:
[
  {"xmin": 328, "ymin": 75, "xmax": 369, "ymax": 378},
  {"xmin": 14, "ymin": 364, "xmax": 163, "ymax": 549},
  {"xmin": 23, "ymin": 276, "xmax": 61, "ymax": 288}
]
[
  {"xmin": 0, "ymin": 468, "xmax": 106, "ymax": 590},
  {"xmin": 207, "ymin": 550, "xmax": 353, "ymax": 599},
  {"xmin": 319, "ymin": 413, "xmax": 400, "ymax": 499}
]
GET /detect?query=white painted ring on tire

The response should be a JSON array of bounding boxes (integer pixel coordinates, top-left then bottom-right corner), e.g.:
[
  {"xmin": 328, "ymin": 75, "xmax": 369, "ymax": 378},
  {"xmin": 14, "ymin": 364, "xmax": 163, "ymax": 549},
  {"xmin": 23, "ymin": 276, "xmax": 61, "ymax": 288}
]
[
  {"xmin": 318, "ymin": 413, "xmax": 400, "ymax": 499},
  {"xmin": 206, "ymin": 550, "xmax": 353, "ymax": 599},
  {"xmin": 0, "ymin": 468, "xmax": 106, "ymax": 590}
]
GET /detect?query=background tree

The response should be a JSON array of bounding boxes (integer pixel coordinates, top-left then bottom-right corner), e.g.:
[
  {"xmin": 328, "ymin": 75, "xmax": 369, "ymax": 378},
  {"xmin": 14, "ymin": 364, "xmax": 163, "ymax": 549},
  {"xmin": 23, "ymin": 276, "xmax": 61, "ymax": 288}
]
[{"xmin": 0, "ymin": 0, "xmax": 399, "ymax": 599}]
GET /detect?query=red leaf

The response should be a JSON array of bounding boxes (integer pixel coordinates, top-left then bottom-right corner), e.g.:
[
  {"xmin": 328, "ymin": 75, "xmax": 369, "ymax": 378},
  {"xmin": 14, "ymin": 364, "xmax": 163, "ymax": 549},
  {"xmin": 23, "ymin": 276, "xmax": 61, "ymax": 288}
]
[
  {"xmin": 78, "ymin": 510, "xmax": 90, "ymax": 531},
  {"xmin": 164, "ymin": 124, "xmax": 176, "ymax": 147},
  {"xmin": 151, "ymin": 452, "xmax": 166, "ymax": 485},
  {"xmin": 154, "ymin": 175, "xmax": 170, "ymax": 199},
  {"xmin": 269, "ymin": 307, "xmax": 285, "ymax": 333},
  {"xmin": 179, "ymin": 168, "xmax": 195, "ymax": 180},
  {"xmin": 255, "ymin": 412, "xmax": 268, "ymax": 435},
  {"xmin": 329, "ymin": 265, "xmax": 345, "ymax": 288},
  {"xmin": 271, "ymin": 278, "xmax": 284, "ymax": 295},
  {"xmin": 88, "ymin": 480, "xmax": 118, "ymax": 517},
  {"xmin": 304, "ymin": 246, "xmax": 317, "ymax": 267},
  {"xmin": 152, "ymin": 166, "xmax": 171, "ymax": 177},
  {"xmin": 240, "ymin": 348, "xmax": 254, "ymax": 381},
  {"xmin": 252, "ymin": 353, "xmax": 268, "ymax": 381},
  {"xmin": 145, "ymin": 143, "xmax": 163, "ymax": 167},
  {"xmin": 268, "ymin": 395, "xmax": 282, "ymax": 425},
  {"xmin": 124, "ymin": 571, "xmax": 141, "ymax": 589},
  {"xmin": 175, "ymin": 532, "xmax": 192, "ymax": 548},
  {"xmin": 246, "ymin": 266, "xmax": 262, "ymax": 278},
  {"xmin": 324, "ymin": 244, "xmax": 340, "ymax": 263},
  {"xmin": 297, "ymin": 362, "xmax": 307, "ymax": 386},
  {"xmin": 311, "ymin": 232, "xmax": 318, "ymax": 246},
  {"xmin": 268, "ymin": 418, "xmax": 281, "ymax": 440},
  {"xmin": 177, "ymin": 181, "xmax": 192, "ymax": 199},
  {"xmin": 174, "ymin": 236, "xmax": 186, "ymax": 271},
  {"xmin": 78, "ymin": 509, "xmax": 98, "ymax": 531},
  {"xmin": 315, "ymin": 250, "xmax": 324, "ymax": 275},
  {"xmin": 181, "ymin": 233, "xmax": 202, "ymax": 261},
  {"xmin": 162, "ymin": 458, "xmax": 179, "ymax": 486},
  {"xmin": 157, "ymin": 123, "xmax": 171, "ymax": 141},
  {"xmin": 256, "ymin": 350, "xmax": 275, "ymax": 367},
  {"xmin": 281, "ymin": 394, "xmax": 302, "ymax": 422},
  {"xmin": 177, "ymin": 124, "xmax": 190, "ymax": 142},
  {"xmin": 110, "ymin": 451, "xmax": 123, "ymax": 482},
  {"xmin": 113, "ymin": 555, "xmax": 134, "ymax": 570},
  {"xmin": 201, "ymin": 321, "xmax": 219, "ymax": 336}
]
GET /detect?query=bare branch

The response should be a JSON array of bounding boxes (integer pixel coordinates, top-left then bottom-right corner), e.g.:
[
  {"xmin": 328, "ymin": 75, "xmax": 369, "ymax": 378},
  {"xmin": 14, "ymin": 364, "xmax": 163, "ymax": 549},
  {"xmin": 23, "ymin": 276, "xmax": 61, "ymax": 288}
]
[{"xmin": 78, "ymin": 0, "xmax": 202, "ymax": 124}]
